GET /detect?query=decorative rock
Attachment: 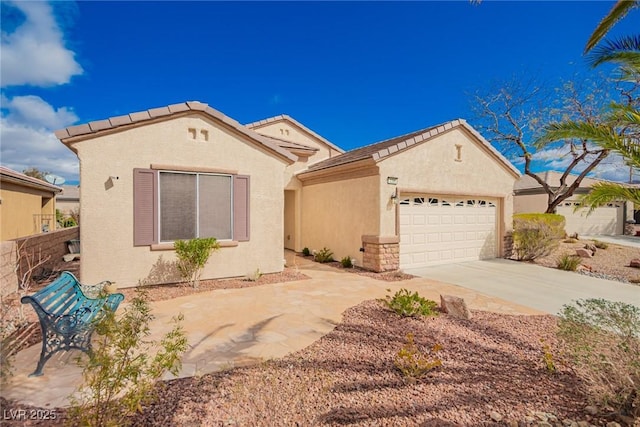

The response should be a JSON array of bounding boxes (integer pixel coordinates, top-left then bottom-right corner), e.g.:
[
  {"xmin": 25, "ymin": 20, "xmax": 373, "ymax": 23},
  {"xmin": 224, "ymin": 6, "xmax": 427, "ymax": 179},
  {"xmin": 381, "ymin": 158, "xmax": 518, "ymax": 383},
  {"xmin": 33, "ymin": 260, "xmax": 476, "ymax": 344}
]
[
  {"xmin": 537, "ymin": 422, "xmax": 552, "ymax": 427},
  {"xmin": 525, "ymin": 415, "xmax": 536, "ymax": 424},
  {"xmin": 576, "ymin": 422, "xmax": 590, "ymax": 427},
  {"xmin": 583, "ymin": 243, "xmax": 597, "ymax": 253},
  {"xmin": 440, "ymin": 295, "xmax": 472, "ymax": 320},
  {"xmin": 489, "ymin": 411, "xmax": 502, "ymax": 422},
  {"xmin": 507, "ymin": 420, "xmax": 518, "ymax": 427},
  {"xmin": 584, "ymin": 406, "xmax": 598, "ymax": 416},
  {"xmin": 576, "ymin": 248, "xmax": 593, "ymax": 258},
  {"xmin": 534, "ymin": 411, "xmax": 549, "ymax": 421},
  {"xmin": 606, "ymin": 422, "xmax": 621, "ymax": 427},
  {"xmin": 562, "ymin": 419, "xmax": 576, "ymax": 426},
  {"xmin": 630, "ymin": 258, "xmax": 640, "ymax": 268}
]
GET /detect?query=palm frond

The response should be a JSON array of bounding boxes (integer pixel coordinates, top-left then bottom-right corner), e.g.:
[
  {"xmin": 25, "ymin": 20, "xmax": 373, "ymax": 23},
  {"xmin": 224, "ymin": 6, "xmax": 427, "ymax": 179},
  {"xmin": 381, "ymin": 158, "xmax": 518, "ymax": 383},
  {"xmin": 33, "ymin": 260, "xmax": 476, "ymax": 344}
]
[
  {"xmin": 587, "ymin": 37, "xmax": 640, "ymax": 68},
  {"xmin": 534, "ymin": 121, "xmax": 621, "ymax": 148},
  {"xmin": 609, "ymin": 103, "xmax": 640, "ymax": 127},
  {"xmin": 577, "ymin": 182, "xmax": 640, "ymax": 213},
  {"xmin": 585, "ymin": 0, "xmax": 640, "ymax": 53}
]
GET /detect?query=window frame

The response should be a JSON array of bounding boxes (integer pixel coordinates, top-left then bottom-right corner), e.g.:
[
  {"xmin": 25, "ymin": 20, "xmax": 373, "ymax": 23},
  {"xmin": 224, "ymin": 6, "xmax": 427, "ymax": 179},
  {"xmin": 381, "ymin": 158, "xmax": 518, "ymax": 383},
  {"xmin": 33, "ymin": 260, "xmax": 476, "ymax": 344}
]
[{"xmin": 157, "ymin": 170, "xmax": 234, "ymax": 243}]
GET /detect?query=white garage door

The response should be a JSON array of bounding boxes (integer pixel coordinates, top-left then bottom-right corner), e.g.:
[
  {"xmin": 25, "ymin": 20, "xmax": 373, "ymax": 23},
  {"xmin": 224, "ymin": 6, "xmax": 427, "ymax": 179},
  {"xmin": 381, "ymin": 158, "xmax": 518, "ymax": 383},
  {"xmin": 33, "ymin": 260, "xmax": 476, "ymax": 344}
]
[
  {"xmin": 399, "ymin": 196, "xmax": 498, "ymax": 269},
  {"xmin": 557, "ymin": 201, "xmax": 623, "ymax": 236}
]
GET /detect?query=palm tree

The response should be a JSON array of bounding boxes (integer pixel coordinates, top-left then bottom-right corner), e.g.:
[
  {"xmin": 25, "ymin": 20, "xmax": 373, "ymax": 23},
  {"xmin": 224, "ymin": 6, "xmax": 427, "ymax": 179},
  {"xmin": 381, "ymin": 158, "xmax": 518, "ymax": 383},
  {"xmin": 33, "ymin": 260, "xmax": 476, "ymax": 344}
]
[
  {"xmin": 536, "ymin": 2, "xmax": 639, "ymax": 212},
  {"xmin": 585, "ymin": 0, "xmax": 639, "ymax": 53}
]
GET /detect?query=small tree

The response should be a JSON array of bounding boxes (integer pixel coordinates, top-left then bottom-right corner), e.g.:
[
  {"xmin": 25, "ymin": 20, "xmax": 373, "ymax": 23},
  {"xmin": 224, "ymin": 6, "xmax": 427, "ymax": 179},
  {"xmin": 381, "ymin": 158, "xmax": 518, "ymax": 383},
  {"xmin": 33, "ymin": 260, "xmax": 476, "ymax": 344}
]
[
  {"xmin": 471, "ymin": 74, "xmax": 613, "ymax": 213},
  {"xmin": 14, "ymin": 240, "xmax": 51, "ymax": 321},
  {"xmin": 68, "ymin": 287, "xmax": 188, "ymax": 427},
  {"xmin": 174, "ymin": 237, "xmax": 220, "ymax": 288},
  {"xmin": 22, "ymin": 167, "xmax": 49, "ymax": 181}
]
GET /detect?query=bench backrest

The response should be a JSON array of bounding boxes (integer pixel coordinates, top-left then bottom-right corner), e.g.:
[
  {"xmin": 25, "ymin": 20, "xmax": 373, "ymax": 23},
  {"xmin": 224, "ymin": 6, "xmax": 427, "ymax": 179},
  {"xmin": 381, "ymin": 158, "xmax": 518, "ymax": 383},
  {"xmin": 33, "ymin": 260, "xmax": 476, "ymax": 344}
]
[{"xmin": 27, "ymin": 272, "xmax": 124, "ymax": 321}]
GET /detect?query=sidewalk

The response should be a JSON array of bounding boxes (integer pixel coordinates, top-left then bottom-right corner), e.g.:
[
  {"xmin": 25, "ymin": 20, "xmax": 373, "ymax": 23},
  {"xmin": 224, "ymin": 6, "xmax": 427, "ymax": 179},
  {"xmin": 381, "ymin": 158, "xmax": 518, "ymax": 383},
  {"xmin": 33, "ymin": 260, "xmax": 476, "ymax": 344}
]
[{"xmin": 3, "ymin": 254, "xmax": 542, "ymax": 408}]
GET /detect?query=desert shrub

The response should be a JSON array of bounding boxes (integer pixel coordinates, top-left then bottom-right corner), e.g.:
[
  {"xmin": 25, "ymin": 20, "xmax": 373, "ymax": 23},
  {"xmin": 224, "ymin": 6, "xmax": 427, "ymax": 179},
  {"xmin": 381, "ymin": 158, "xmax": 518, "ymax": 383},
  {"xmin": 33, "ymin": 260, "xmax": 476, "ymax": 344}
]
[
  {"xmin": 68, "ymin": 287, "xmax": 188, "ymax": 426},
  {"xmin": 512, "ymin": 213, "xmax": 565, "ymax": 261},
  {"xmin": 174, "ymin": 237, "xmax": 220, "ymax": 288},
  {"xmin": 395, "ymin": 333, "xmax": 442, "ymax": 379},
  {"xmin": 245, "ymin": 268, "xmax": 262, "ymax": 282},
  {"xmin": 593, "ymin": 240, "xmax": 609, "ymax": 250},
  {"xmin": 557, "ymin": 299, "xmax": 640, "ymax": 418},
  {"xmin": 314, "ymin": 247, "xmax": 334, "ymax": 263},
  {"xmin": 557, "ymin": 254, "xmax": 581, "ymax": 271},
  {"xmin": 302, "ymin": 247, "xmax": 311, "ymax": 256},
  {"xmin": 382, "ymin": 288, "xmax": 439, "ymax": 318},
  {"xmin": 340, "ymin": 256, "xmax": 353, "ymax": 268},
  {"xmin": 540, "ymin": 339, "xmax": 556, "ymax": 374}
]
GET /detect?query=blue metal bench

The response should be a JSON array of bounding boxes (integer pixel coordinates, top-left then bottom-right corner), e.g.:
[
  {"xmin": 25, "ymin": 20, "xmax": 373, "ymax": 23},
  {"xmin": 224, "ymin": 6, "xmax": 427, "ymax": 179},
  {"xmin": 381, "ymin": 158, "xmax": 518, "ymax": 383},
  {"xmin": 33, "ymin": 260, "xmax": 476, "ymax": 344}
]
[{"xmin": 20, "ymin": 271, "xmax": 125, "ymax": 376}]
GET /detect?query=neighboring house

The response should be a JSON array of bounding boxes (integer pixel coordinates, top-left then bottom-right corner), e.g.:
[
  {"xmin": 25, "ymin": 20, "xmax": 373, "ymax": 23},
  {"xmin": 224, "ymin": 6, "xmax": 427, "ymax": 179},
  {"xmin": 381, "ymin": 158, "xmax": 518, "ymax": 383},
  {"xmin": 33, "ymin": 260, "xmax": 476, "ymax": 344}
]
[
  {"xmin": 56, "ymin": 185, "xmax": 80, "ymax": 215},
  {"xmin": 514, "ymin": 171, "xmax": 633, "ymax": 236},
  {"xmin": 55, "ymin": 101, "xmax": 519, "ymax": 286},
  {"xmin": 0, "ymin": 166, "xmax": 62, "ymax": 241}
]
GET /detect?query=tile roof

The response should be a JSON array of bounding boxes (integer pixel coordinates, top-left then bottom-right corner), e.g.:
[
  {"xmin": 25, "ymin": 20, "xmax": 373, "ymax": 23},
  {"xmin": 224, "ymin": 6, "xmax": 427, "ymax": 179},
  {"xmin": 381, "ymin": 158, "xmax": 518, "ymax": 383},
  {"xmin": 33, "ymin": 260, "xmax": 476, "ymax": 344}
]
[
  {"xmin": 260, "ymin": 135, "xmax": 319, "ymax": 153},
  {"xmin": 0, "ymin": 166, "xmax": 63, "ymax": 193},
  {"xmin": 246, "ymin": 114, "xmax": 344, "ymax": 153},
  {"xmin": 55, "ymin": 101, "xmax": 297, "ymax": 163},
  {"xmin": 57, "ymin": 185, "xmax": 80, "ymax": 200},
  {"xmin": 303, "ymin": 119, "xmax": 520, "ymax": 176},
  {"xmin": 514, "ymin": 171, "xmax": 629, "ymax": 192}
]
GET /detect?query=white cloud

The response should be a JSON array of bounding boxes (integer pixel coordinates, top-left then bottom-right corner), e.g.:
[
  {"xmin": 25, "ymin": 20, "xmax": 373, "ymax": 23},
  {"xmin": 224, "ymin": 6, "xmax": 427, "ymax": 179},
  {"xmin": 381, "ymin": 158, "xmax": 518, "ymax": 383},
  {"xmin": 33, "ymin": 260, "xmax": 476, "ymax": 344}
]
[
  {"xmin": 1, "ymin": 1, "xmax": 83, "ymax": 87},
  {"xmin": 1, "ymin": 95, "xmax": 79, "ymax": 182},
  {"xmin": 532, "ymin": 145, "xmax": 633, "ymax": 183}
]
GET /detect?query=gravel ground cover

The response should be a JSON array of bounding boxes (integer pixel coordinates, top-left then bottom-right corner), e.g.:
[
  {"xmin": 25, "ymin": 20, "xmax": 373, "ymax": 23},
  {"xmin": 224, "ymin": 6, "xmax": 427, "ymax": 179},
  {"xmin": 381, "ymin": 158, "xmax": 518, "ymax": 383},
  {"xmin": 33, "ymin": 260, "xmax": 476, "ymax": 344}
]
[
  {"xmin": 533, "ymin": 239, "xmax": 640, "ymax": 284},
  {"xmin": 4, "ymin": 300, "xmax": 621, "ymax": 427}
]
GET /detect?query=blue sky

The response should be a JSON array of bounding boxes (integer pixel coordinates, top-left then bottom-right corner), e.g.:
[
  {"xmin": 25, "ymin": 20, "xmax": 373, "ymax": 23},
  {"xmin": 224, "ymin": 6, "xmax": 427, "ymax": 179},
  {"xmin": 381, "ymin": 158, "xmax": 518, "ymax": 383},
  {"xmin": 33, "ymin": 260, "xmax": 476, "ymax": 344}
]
[{"xmin": 1, "ymin": 1, "xmax": 638, "ymax": 185}]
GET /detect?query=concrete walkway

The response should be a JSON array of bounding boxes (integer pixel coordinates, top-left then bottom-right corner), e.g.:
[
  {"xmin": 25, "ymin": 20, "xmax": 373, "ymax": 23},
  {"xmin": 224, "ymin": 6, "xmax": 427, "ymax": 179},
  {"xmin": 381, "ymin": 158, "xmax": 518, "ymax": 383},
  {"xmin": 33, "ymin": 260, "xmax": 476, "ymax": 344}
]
[
  {"xmin": 582, "ymin": 234, "xmax": 640, "ymax": 248},
  {"xmin": 4, "ymin": 254, "xmax": 541, "ymax": 408},
  {"xmin": 406, "ymin": 259, "xmax": 640, "ymax": 315}
]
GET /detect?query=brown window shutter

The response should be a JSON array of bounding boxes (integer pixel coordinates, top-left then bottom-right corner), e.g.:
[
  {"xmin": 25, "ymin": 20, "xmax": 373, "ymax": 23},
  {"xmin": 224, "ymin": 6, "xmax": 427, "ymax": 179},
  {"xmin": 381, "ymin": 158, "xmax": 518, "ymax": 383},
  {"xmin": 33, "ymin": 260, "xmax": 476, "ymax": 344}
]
[
  {"xmin": 233, "ymin": 175, "xmax": 250, "ymax": 241},
  {"xmin": 133, "ymin": 168, "xmax": 158, "ymax": 246}
]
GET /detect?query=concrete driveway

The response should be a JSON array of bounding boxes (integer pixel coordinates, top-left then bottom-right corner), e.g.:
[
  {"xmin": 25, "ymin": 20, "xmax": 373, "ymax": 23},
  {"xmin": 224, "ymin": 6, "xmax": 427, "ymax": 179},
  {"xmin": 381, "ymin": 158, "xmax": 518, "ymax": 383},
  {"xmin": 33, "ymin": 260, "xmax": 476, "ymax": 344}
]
[
  {"xmin": 582, "ymin": 235, "xmax": 640, "ymax": 248},
  {"xmin": 405, "ymin": 259, "xmax": 640, "ymax": 315}
]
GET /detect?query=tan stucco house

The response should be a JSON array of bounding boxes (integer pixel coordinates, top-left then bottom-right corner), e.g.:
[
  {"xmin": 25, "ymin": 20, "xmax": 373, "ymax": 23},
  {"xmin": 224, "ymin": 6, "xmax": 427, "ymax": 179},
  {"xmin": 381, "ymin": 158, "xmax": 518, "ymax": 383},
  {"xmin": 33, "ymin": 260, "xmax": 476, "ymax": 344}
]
[
  {"xmin": 55, "ymin": 101, "xmax": 519, "ymax": 286},
  {"xmin": 56, "ymin": 185, "xmax": 80, "ymax": 215},
  {"xmin": 514, "ymin": 171, "xmax": 633, "ymax": 236},
  {"xmin": 0, "ymin": 166, "xmax": 62, "ymax": 241}
]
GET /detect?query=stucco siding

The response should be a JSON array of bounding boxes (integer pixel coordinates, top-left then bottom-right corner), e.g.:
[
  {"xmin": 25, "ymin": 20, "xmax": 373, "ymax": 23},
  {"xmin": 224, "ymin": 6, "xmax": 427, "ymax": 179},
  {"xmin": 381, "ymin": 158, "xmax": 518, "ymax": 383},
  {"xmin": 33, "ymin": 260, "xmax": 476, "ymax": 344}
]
[
  {"xmin": 514, "ymin": 193, "xmax": 549, "ymax": 214},
  {"xmin": 0, "ymin": 183, "xmax": 57, "ymax": 241},
  {"xmin": 377, "ymin": 128, "xmax": 517, "ymax": 248},
  {"xmin": 301, "ymin": 175, "xmax": 379, "ymax": 266},
  {"xmin": 71, "ymin": 115, "xmax": 287, "ymax": 287}
]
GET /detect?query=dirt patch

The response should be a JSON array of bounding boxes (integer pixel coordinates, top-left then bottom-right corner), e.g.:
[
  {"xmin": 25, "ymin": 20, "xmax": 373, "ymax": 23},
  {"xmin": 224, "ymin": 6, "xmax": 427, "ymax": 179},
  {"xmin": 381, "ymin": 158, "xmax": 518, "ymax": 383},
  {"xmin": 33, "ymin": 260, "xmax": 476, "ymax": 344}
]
[
  {"xmin": 302, "ymin": 256, "xmax": 416, "ymax": 282},
  {"xmin": 533, "ymin": 239, "xmax": 640, "ymax": 284},
  {"xmin": 118, "ymin": 268, "xmax": 310, "ymax": 302},
  {"xmin": 3, "ymin": 300, "xmax": 617, "ymax": 426}
]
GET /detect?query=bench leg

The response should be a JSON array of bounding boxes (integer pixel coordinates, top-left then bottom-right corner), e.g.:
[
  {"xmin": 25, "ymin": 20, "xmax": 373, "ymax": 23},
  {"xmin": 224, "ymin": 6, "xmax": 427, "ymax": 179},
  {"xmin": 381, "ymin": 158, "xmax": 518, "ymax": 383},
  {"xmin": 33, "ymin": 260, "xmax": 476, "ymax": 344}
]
[{"xmin": 29, "ymin": 328, "xmax": 93, "ymax": 377}]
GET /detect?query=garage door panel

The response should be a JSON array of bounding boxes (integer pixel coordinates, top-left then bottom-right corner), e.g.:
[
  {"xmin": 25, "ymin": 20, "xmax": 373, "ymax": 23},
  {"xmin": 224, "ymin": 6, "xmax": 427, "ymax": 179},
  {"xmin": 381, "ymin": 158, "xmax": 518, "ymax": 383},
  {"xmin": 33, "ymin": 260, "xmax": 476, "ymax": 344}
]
[
  {"xmin": 399, "ymin": 196, "xmax": 498, "ymax": 269},
  {"xmin": 557, "ymin": 201, "xmax": 623, "ymax": 236}
]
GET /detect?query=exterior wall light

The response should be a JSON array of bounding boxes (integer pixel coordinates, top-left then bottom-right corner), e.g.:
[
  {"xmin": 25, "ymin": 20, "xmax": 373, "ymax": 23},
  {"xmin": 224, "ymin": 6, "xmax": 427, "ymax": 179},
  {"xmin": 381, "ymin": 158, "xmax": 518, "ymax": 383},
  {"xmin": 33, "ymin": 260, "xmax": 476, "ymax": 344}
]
[{"xmin": 387, "ymin": 176, "xmax": 398, "ymax": 185}]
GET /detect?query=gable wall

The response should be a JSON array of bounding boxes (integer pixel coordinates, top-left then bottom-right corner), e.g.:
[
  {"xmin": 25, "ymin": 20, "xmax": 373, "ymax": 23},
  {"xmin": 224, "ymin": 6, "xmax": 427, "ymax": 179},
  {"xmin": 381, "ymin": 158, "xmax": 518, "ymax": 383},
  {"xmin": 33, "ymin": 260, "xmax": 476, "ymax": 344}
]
[
  {"xmin": 377, "ymin": 128, "xmax": 517, "ymax": 237},
  {"xmin": 71, "ymin": 115, "xmax": 287, "ymax": 286}
]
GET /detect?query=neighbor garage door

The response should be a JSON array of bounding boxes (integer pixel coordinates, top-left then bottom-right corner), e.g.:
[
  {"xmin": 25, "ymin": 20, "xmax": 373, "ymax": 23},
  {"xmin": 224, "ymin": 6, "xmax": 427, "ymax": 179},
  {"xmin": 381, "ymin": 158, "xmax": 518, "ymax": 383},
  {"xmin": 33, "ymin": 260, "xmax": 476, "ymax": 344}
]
[
  {"xmin": 399, "ymin": 196, "xmax": 498, "ymax": 269},
  {"xmin": 556, "ymin": 201, "xmax": 623, "ymax": 236}
]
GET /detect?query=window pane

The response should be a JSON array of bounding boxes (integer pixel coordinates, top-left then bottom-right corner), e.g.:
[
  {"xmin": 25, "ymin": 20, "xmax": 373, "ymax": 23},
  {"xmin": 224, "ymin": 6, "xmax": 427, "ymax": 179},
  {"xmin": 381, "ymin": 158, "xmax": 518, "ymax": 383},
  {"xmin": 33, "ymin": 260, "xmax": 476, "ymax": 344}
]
[
  {"xmin": 199, "ymin": 175, "xmax": 232, "ymax": 240},
  {"xmin": 160, "ymin": 172, "xmax": 196, "ymax": 241}
]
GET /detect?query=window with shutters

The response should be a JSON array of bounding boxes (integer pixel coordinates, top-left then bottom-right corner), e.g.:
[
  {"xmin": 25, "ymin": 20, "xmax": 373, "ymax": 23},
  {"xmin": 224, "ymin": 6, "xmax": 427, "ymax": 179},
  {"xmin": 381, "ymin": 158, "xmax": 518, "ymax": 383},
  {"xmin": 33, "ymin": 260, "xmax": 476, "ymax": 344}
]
[
  {"xmin": 133, "ymin": 168, "xmax": 250, "ymax": 246},
  {"xmin": 159, "ymin": 171, "xmax": 232, "ymax": 241}
]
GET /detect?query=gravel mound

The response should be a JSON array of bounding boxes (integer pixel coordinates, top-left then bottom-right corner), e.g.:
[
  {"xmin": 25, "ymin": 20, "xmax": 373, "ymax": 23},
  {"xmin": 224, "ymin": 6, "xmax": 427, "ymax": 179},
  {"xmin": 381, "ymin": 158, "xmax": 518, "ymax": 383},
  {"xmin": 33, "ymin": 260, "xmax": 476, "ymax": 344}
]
[{"xmin": 132, "ymin": 301, "xmax": 603, "ymax": 426}]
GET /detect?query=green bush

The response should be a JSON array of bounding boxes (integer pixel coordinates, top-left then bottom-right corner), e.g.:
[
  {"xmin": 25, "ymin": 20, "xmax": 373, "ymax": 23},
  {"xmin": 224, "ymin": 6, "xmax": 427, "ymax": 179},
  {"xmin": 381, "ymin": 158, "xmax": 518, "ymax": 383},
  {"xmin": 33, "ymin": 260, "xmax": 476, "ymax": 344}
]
[
  {"xmin": 558, "ymin": 299, "xmax": 640, "ymax": 417},
  {"xmin": 314, "ymin": 247, "xmax": 334, "ymax": 263},
  {"xmin": 302, "ymin": 247, "xmax": 311, "ymax": 256},
  {"xmin": 68, "ymin": 287, "xmax": 188, "ymax": 426},
  {"xmin": 340, "ymin": 256, "xmax": 353, "ymax": 268},
  {"xmin": 514, "ymin": 213, "xmax": 566, "ymax": 238},
  {"xmin": 593, "ymin": 240, "xmax": 609, "ymax": 250},
  {"xmin": 174, "ymin": 237, "xmax": 220, "ymax": 288},
  {"xmin": 557, "ymin": 254, "xmax": 581, "ymax": 271},
  {"xmin": 395, "ymin": 333, "xmax": 442, "ymax": 379},
  {"xmin": 382, "ymin": 288, "xmax": 439, "ymax": 318},
  {"xmin": 512, "ymin": 213, "xmax": 565, "ymax": 261}
]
